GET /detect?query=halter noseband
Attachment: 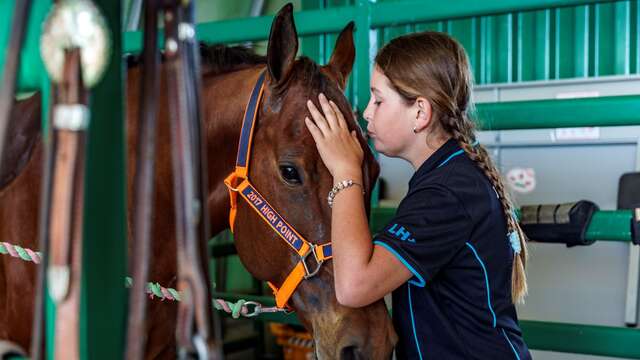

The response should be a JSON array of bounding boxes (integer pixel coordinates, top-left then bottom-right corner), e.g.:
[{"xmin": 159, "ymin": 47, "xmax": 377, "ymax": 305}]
[{"xmin": 224, "ymin": 70, "xmax": 332, "ymax": 309}]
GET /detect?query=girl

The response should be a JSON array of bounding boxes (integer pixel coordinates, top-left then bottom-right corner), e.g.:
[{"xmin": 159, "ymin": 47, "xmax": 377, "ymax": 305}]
[{"xmin": 305, "ymin": 31, "xmax": 532, "ymax": 359}]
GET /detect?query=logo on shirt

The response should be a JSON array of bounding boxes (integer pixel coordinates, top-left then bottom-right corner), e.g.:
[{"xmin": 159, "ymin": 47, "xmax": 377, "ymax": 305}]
[{"xmin": 387, "ymin": 223, "xmax": 416, "ymax": 243}]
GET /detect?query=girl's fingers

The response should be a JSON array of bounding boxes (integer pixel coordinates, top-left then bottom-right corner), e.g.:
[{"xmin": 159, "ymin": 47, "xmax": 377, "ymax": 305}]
[
  {"xmin": 329, "ymin": 100, "xmax": 348, "ymax": 130},
  {"xmin": 306, "ymin": 100, "xmax": 331, "ymax": 135},
  {"xmin": 318, "ymin": 93, "xmax": 339, "ymax": 130},
  {"xmin": 351, "ymin": 130, "xmax": 360, "ymax": 147},
  {"xmin": 306, "ymin": 117, "xmax": 331, "ymax": 152},
  {"xmin": 305, "ymin": 116, "xmax": 323, "ymax": 139}
]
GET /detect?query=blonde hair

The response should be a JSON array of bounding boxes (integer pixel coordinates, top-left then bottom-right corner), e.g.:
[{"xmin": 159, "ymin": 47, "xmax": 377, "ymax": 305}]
[{"xmin": 376, "ymin": 31, "xmax": 528, "ymax": 303}]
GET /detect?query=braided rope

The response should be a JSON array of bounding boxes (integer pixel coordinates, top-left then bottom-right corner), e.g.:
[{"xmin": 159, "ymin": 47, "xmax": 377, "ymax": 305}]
[
  {"xmin": 1, "ymin": 242, "xmax": 287, "ymax": 318},
  {"xmin": 0, "ymin": 242, "xmax": 42, "ymax": 264}
]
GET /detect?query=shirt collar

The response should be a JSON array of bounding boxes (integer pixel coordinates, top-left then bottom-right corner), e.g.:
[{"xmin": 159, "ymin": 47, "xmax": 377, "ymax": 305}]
[{"xmin": 409, "ymin": 138, "xmax": 462, "ymax": 187}]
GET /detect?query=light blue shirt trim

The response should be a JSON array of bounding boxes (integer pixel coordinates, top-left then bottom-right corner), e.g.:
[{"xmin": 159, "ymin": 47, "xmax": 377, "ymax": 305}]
[
  {"xmin": 437, "ymin": 149, "xmax": 464, "ymax": 168},
  {"xmin": 501, "ymin": 328, "xmax": 522, "ymax": 360},
  {"xmin": 408, "ymin": 284, "xmax": 424, "ymax": 360},
  {"xmin": 465, "ymin": 242, "xmax": 497, "ymax": 328},
  {"xmin": 374, "ymin": 240, "xmax": 426, "ymax": 287}
]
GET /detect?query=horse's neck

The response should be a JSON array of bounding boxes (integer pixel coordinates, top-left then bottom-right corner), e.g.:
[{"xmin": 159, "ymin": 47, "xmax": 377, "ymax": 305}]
[{"xmin": 203, "ymin": 66, "xmax": 266, "ymax": 234}]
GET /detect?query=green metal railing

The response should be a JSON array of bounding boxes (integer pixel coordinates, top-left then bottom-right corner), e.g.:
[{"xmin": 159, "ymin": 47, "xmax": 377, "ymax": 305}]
[
  {"xmin": 371, "ymin": 207, "xmax": 635, "ymax": 242},
  {"xmin": 209, "ymin": 292, "xmax": 640, "ymax": 359}
]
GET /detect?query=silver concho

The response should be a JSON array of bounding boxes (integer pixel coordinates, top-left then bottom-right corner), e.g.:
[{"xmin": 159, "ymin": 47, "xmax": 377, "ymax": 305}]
[{"xmin": 40, "ymin": 0, "xmax": 111, "ymax": 88}]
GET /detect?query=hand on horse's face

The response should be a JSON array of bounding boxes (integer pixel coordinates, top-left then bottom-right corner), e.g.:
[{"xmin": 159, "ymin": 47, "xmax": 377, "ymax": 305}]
[{"xmin": 305, "ymin": 93, "xmax": 364, "ymax": 181}]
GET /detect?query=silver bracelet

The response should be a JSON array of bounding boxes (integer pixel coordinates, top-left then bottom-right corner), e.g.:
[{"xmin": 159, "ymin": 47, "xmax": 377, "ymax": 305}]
[{"xmin": 327, "ymin": 179, "xmax": 364, "ymax": 208}]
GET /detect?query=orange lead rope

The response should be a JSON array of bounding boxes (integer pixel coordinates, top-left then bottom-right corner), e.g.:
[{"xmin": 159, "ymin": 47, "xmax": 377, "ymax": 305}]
[{"xmin": 224, "ymin": 71, "xmax": 332, "ymax": 309}]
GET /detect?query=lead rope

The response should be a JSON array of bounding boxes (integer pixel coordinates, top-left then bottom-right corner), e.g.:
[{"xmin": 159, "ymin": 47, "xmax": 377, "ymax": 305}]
[{"xmin": 1, "ymin": 241, "xmax": 288, "ymax": 318}]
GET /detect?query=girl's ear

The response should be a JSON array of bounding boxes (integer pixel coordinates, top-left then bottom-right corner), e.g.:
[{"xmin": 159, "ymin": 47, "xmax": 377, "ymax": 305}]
[{"xmin": 414, "ymin": 97, "xmax": 432, "ymax": 132}]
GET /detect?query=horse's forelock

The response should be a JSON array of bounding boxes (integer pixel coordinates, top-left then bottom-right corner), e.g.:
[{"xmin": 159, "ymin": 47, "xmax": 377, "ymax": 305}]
[{"xmin": 275, "ymin": 56, "xmax": 379, "ymax": 215}]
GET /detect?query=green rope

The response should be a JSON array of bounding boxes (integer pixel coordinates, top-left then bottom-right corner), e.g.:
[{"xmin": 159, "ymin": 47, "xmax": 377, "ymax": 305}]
[{"xmin": 213, "ymin": 298, "xmax": 247, "ymax": 319}]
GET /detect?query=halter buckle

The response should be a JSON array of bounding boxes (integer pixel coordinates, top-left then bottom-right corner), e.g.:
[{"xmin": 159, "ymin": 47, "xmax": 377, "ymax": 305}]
[{"xmin": 301, "ymin": 244, "xmax": 323, "ymax": 279}]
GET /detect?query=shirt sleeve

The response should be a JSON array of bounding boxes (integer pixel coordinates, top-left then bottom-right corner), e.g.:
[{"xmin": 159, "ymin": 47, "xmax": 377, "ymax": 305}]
[{"xmin": 374, "ymin": 184, "xmax": 472, "ymax": 287}]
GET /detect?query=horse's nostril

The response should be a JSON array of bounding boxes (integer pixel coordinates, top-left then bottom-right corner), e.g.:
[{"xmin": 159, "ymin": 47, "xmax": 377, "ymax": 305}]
[{"xmin": 339, "ymin": 345, "xmax": 363, "ymax": 360}]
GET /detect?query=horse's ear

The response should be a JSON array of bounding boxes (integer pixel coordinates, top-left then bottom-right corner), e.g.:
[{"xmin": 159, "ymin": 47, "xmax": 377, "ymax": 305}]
[
  {"xmin": 326, "ymin": 21, "xmax": 355, "ymax": 90},
  {"xmin": 267, "ymin": 3, "xmax": 298, "ymax": 86}
]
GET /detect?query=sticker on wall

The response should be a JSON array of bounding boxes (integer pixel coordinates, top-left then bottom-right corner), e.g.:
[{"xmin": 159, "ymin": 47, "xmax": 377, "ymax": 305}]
[
  {"xmin": 506, "ymin": 168, "xmax": 536, "ymax": 194},
  {"xmin": 551, "ymin": 127, "xmax": 600, "ymax": 142}
]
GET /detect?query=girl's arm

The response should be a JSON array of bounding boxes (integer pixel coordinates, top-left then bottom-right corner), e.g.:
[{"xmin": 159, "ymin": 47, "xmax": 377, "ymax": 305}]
[{"xmin": 305, "ymin": 93, "xmax": 412, "ymax": 307}]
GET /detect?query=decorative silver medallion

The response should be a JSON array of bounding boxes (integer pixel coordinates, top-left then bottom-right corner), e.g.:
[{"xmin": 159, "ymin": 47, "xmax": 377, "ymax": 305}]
[{"xmin": 40, "ymin": 0, "xmax": 111, "ymax": 88}]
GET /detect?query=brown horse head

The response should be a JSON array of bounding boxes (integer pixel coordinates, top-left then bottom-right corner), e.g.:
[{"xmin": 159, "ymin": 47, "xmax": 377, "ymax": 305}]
[{"xmin": 227, "ymin": 4, "xmax": 397, "ymax": 359}]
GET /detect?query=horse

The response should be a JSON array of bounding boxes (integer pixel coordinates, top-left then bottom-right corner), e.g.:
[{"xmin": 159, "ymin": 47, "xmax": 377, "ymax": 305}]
[{"xmin": 0, "ymin": 4, "xmax": 396, "ymax": 359}]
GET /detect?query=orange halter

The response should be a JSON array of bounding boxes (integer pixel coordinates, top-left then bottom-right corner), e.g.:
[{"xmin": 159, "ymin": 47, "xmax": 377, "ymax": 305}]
[{"xmin": 224, "ymin": 71, "xmax": 332, "ymax": 309}]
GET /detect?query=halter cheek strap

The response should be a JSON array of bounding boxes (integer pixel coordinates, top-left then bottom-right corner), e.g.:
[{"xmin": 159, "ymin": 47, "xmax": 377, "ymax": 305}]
[{"xmin": 224, "ymin": 70, "xmax": 332, "ymax": 309}]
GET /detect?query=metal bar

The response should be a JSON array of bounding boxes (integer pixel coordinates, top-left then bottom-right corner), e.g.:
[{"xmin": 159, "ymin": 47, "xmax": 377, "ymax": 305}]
[
  {"xmin": 123, "ymin": 0, "xmax": 142, "ymax": 31},
  {"xmin": 79, "ymin": 0, "xmax": 127, "ymax": 359},
  {"xmin": 625, "ymin": 138, "xmax": 640, "ymax": 326},
  {"xmin": 370, "ymin": 0, "xmax": 606, "ymax": 28},
  {"xmin": 209, "ymin": 208, "xmax": 634, "ymax": 246},
  {"xmin": 521, "ymin": 320, "xmax": 640, "ymax": 359},
  {"xmin": 123, "ymin": 6, "xmax": 356, "ymax": 53},
  {"xmin": 585, "ymin": 210, "xmax": 634, "ymax": 242},
  {"xmin": 371, "ymin": 208, "xmax": 634, "ymax": 242},
  {"xmin": 475, "ymin": 95, "xmax": 640, "ymax": 130}
]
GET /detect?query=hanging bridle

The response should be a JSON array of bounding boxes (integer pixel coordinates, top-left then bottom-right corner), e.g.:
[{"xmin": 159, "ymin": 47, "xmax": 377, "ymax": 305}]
[{"xmin": 224, "ymin": 70, "xmax": 333, "ymax": 309}]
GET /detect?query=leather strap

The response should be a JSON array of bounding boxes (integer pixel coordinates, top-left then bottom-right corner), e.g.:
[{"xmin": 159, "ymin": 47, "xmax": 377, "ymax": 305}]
[
  {"xmin": 0, "ymin": 0, "xmax": 33, "ymax": 169},
  {"xmin": 163, "ymin": 2, "xmax": 221, "ymax": 358},
  {"xmin": 48, "ymin": 48, "xmax": 88, "ymax": 360},
  {"xmin": 125, "ymin": 0, "xmax": 162, "ymax": 358}
]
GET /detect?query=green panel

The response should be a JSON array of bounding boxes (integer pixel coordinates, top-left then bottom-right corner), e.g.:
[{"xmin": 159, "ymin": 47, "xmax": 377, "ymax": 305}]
[
  {"xmin": 574, "ymin": 5, "xmax": 590, "ymax": 77},
  {"xmin": 479, "ymin": 14, "xmax": 514, "ymax": 84},
  {"xmin": 301, "ymin": 0, "xmax": 326, "ymax": 64},
  {"xmin": 479, "ymin": 16, "xmax": 490, "ymax": 84},
  {"xmin": 632, "ymin": 0, "xmax": 639, "ymax": 74},
  {"xmin": 614, "ymin": 1, "xmax": 632, "ymax": 74},
  {"xmin": 548, "ymin": 9, "xmax": 558, "ymax": 79},
  {"xmin": 516, "ymin": 12, "xmax": 536, "ymax": 81},
  {"xmin": 414, "ymin": 20, "xmax": 446, "ymax": 32},
  {"xmin": 536, "ymin": 10, "xmax": 552, "ymax": 81},
  {"xmin": 556, "ymin": 7, "xmax": 577, "ymax": 78},
  {"xmin": 595, "ymin": 2, "xmax": 617, "ymax": 76},
  {"xmin": 448, "ymin": 18, "xmax": 480, "ymax": 82},
  {"xmin": 80, "ymin": 0, "xmax": 127, "ymax": 359}
]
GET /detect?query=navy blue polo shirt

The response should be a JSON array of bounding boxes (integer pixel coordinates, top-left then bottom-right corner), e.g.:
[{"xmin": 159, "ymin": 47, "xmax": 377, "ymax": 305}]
[{"xmin": 374, "ymin": 139, "xmax": 531, "ymax": 360}]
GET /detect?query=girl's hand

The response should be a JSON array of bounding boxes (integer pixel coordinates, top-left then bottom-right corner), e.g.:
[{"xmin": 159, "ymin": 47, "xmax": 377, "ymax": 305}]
[{"xmin": 305, "ymin": 93, "xmax": 364, "ymax": 180}]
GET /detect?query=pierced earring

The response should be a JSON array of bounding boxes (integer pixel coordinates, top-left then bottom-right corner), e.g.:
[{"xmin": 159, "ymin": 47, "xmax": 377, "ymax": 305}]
[{"xmin": 412, "ymin": 126, "xmax": 418, "ymax": 134}]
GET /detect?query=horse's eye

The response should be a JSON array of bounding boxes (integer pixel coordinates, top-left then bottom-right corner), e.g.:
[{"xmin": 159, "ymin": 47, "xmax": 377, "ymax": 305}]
[{"xmin": 279, "ymin": 165, "xmax": 302, "ymax": 185}]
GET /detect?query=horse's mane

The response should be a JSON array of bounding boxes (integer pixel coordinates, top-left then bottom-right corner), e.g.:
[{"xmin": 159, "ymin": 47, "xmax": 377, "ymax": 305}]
[
  {"xmin": 126, "ymin": 43, "xmax": 335, "ymax": 99},
  {"xmin": 198, "ymin": 44, "xmax": 267, "ymax": 75},
  {"xmin": 126, "ymin": 43, "xmax": 266, "ymax": 76}
]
